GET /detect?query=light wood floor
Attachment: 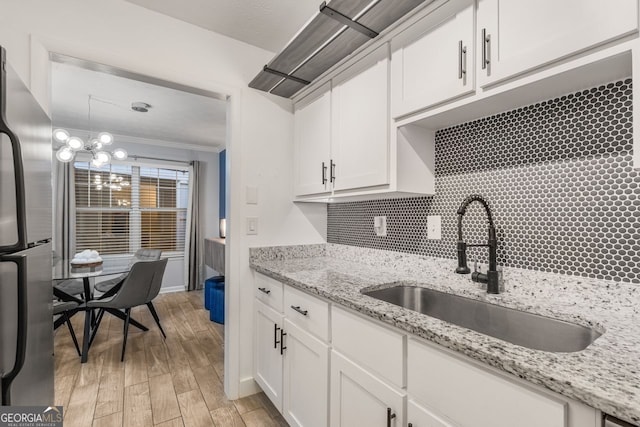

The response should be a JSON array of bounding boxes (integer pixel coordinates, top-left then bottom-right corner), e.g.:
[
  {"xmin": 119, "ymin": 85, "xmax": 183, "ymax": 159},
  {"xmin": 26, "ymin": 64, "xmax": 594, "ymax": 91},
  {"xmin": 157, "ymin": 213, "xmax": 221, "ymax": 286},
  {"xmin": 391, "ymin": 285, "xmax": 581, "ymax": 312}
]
[{"xmin": 54, "ymin": 290, "xmax": 288, "ymax": 427}]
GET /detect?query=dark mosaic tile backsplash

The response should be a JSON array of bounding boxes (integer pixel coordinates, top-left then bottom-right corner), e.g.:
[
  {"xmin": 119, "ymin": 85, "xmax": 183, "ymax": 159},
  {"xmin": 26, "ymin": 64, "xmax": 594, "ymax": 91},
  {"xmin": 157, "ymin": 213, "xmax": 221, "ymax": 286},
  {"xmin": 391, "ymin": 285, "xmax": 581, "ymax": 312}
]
[{"xmin": 327, "ymin": 79, "xmax": 640, "ymax": 283}]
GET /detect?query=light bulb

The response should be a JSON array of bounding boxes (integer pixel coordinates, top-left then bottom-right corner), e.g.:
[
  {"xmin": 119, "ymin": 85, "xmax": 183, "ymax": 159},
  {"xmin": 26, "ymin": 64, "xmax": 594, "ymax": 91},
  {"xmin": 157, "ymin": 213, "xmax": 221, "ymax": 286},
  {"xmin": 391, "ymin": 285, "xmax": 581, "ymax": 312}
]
[
  {"xmin": 112, "ymin": 148, "xmax": 128, "ymax": 161},
  {"xmin": 53, "ymin": 129, "xmax": 70, "ymax": 142},
  {"xmin": 90, "ymin": 139, "xmax": 103, "ymax": 149},
  {"xmin": 94, "ymin": 151, "xmax": 111, "ymax": 164},
  {"xmin": 66, "ymin": 137, "xmax": 84, "ymax": 150},
  {"xmin": 56, "ymin": 146, "xmax": 74, "ymax": 162},
  {"xmin": 98, "ymin": 132, "xmax": 113, "ymax": 145},
  {"xmin": 91, "ymin": 156, "xmax": 105, "ymax": 168}
]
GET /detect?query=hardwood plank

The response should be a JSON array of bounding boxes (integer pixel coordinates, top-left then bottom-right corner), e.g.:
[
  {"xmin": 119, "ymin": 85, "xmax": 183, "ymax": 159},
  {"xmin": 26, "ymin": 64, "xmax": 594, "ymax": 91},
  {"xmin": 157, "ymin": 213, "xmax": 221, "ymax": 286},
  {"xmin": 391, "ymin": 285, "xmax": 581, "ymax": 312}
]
[
  {"xmin": 143, "ymin": 328, "xmax": 165, "ymax": 348},
  {"xmin": 233, "ymin": 394, "xmax": 263, "ymax": 415},
  {"xmin": 182, "ymin": 339, "xmax": 210, "ymax": 369},
  {"xmin": 255, "ymin": 393, "xmax": 281, "ymax": 421},
  {"xmin": 177, "ymin": 390, "xmax": 214, "ymax": 427},
  {"xmin": 92, "ymin": 412, "xmax": 123, "ymax": 427},
  {"xmin": 155, "ymin": 418, "xmax": 185, "ymax": 427},
  {"xmin": 271, "ymin": 415, "xmax": 289, "ymax": 427},
  {"xmin": 192, "ymin": 365, "xmax": 232, "ymax": 411},
  {"xmin": 240, "ymin": 409, "xmax": 277, "ymax": 427},
  {"xmin": 149, "ymin": 373, "xmax": 181, "ymax": 425},
  {"xmin": 211, "ymin": 406, "xmax": 246, "ymax": 427},
  {"xmin": 171, "ymin": 366, "xmax": 200, "ymax": 395},
  {"xmin": 123, "ymin": 382, "xmax": 153, "ymax": 427},
  {"xmin": 94, "ymin": 369, "xmax": 125, "ymax": 419},
  {"xmin": 146, "ymin": 344, "xmax": 170, "ymax": 378},
  {"xmin": 54, "ymin": 373, "xmax": 76, "ymax": 408},
  {"xmin": 76, "ymin": 352, "xmax": 105, "ymax": 387},
  {"xmin": 64, "ymin": 382, "xmax": 99, "ymax": 427},
  {"xmin": 124, "ymin": 349, "xmax": 148, "ymax": 387},
  {"xmin": 164, "ymin": 338, "xmax": 191, "ymax": 371}
]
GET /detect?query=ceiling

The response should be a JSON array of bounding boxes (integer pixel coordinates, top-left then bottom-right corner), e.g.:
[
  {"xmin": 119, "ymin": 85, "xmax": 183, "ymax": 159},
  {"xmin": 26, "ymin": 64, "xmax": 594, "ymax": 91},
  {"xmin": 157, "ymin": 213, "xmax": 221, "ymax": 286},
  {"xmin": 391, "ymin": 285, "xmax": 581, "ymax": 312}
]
[
  {"xmin": 125, "ymin": 0, "xmax": 319, "ymax": 53},
  {"xmin": 51, "ymin": 61, "xmax": 227, "ymax": 152}
]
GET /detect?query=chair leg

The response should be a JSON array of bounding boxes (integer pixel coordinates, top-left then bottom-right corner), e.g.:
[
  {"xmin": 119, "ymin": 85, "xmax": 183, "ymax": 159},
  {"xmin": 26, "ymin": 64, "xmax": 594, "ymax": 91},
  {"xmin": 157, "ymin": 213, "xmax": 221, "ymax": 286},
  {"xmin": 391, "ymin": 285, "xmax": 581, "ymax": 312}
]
[
  {"xmin": 88, "ymin": 309, "xmax": 105, "ymax": 348},
  {"xmin": 146, "ymin": 302, "xmax": 166, "ymax": 339},
  {"xmin": 64, "ymin": 312, "xmax": 82, "ymax": 357},
  {"xmin": 120, "ymin": 308, "xmax": 131, "ymax": 362}
]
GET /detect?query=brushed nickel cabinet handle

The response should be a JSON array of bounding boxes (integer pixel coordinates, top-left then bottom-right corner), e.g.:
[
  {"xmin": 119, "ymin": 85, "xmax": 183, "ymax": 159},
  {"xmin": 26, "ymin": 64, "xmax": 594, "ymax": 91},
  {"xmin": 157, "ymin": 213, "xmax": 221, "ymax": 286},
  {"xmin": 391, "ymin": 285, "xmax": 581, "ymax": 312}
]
[
  {"xmin": 482, "ymin": 28, "xmax": 491, "ymax": 70},
  {"xmin": 458, "ymin": 40, "xmax": 467, "ymax": 79}
]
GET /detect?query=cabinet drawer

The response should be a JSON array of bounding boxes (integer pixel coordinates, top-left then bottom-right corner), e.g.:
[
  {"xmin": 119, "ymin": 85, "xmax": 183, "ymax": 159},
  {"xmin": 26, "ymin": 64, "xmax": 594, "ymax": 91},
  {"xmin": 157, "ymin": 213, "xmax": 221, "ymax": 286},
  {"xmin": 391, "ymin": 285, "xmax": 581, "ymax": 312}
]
[
  {"xmin": 284, "ymin": 285, "xmax": 329, "ymax": 342},
  {"xmin": 331, "ymin": 306, "xmax": 404, "ymax": 388},
  {"xmin": 408, "ymin": 339, "xmax": 566, "ymax": 427},
  {"xmin": 255, "ymin": 273, "xmax": 284, "ymax": 312}
]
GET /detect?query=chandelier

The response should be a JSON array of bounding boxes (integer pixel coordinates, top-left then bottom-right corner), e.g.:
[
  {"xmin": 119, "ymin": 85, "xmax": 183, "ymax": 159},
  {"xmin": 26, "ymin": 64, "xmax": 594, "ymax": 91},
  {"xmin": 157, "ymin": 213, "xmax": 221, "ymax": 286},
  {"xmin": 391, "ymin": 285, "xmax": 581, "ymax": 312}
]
[{"xmin": 54, "ymin": 95, "xmax": 128, "ymax": 167}]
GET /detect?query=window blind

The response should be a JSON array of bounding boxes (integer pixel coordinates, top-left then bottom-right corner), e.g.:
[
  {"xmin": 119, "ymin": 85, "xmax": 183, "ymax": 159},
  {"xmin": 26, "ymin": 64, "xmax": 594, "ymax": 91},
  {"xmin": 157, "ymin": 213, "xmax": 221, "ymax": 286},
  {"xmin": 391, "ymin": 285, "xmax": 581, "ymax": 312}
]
[{"xmin": 74, "ymin": 162, "xmax": 189, "ymax": 256}]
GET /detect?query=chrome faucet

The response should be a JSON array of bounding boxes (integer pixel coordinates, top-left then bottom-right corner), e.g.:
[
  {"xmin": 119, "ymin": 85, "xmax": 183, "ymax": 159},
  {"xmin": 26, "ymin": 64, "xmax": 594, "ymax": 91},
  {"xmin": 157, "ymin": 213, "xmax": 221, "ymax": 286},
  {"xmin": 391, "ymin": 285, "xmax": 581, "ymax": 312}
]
[{"xmin": 455, "ymin": 195, "xmax": 501, "ymax": 294}]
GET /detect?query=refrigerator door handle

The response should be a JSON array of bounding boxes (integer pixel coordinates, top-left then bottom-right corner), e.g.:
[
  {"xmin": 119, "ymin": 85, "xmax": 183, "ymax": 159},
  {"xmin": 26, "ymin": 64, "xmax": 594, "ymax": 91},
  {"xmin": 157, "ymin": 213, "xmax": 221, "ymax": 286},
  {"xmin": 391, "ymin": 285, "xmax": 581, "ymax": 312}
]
[
  {"xmin": 0, "ymin": 254, "xmax": 28, "ymax": 406},
  {"xmin": 0, "ymin": 47, "xmax": 27, "ymax": 254}
]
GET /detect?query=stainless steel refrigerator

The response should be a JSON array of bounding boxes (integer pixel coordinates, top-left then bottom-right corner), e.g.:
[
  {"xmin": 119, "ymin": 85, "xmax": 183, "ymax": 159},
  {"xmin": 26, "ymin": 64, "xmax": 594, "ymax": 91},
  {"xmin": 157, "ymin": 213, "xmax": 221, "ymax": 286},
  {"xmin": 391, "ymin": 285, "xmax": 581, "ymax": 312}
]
[{"xmin": 0, "ymin": 46, "xmax": 54, "ymax": 406}]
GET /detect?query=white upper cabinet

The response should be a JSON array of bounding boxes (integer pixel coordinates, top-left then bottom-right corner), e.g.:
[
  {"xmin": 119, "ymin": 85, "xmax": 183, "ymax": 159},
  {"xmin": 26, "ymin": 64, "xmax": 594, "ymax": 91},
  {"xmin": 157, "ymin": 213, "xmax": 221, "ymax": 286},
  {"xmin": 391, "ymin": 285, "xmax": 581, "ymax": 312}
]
[
  {"xmin": 391, "ymin": 1, "xmax": 475, "ymax": 118},
  {"xmin": 477, "ymin": 0, "xmax": 638, "ymax": 87},
  {"xmin": 331, "ymin": 50, "xmax": 390, "ymax": 192},
  {"xmin": 293, "ymin": 89, "xmax": 331, "ymax": 196}
]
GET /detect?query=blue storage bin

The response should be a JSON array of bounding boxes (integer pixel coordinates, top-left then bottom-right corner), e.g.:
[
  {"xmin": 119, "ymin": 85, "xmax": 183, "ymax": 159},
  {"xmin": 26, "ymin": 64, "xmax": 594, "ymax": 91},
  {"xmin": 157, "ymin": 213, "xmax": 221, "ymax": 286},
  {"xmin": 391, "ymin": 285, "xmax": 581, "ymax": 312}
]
[
  {"xmin": 204, "ymin": 276, "xmax": 224, "ymax": 310},
  {"xmin": 209, "ymin": 283, "xmax": 225, "ymax": 324}
]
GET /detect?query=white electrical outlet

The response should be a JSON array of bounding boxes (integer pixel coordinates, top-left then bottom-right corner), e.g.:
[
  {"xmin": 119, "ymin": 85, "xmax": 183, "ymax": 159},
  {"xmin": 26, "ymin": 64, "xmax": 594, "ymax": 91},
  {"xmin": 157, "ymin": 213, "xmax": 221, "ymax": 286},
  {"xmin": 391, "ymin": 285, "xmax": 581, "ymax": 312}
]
[
  {"xmin": 427, "ymin": 215, "xmax": 441, "ymax": 239},
  {"xmin": 374, "ymin": 216, "xmax": 387, "ymax": 237}
]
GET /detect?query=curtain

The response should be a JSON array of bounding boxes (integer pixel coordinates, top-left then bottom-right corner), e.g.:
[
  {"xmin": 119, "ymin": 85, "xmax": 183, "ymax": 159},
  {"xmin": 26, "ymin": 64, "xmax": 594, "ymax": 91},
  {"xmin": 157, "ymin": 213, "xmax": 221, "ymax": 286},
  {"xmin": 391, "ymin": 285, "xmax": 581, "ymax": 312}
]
[
  {"xmin": 53, "ymin": 161, "xmax": 75, "ymax": 261},
  {"xmin": 187, "ymin": 160, "xmax": 203, "ymax": 290}
]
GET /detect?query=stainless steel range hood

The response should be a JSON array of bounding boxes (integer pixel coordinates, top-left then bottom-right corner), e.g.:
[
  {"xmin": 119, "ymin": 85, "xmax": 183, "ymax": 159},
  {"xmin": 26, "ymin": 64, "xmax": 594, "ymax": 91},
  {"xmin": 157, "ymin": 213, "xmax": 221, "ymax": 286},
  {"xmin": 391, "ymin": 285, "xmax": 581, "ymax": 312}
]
[{"xmin": 249, "ymin": 0, "xmax": 429, "ymax": 98}]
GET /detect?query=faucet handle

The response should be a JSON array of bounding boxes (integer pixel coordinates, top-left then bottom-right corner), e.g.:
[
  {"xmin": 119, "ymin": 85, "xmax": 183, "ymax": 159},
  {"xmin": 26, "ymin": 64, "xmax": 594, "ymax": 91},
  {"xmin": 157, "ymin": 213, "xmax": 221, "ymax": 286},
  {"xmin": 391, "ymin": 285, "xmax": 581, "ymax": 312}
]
[{"xmin": 473, "ymin": 260, "xmax": 479, "ymax": 273}]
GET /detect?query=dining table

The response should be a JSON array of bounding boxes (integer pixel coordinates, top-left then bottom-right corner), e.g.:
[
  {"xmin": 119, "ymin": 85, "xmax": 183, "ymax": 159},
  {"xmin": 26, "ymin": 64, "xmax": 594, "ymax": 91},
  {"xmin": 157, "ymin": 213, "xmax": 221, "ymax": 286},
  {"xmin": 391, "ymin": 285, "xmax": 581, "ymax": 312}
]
[{"xmin": 52, "ymin": 257, "xmax": 148, "ymax": 363}]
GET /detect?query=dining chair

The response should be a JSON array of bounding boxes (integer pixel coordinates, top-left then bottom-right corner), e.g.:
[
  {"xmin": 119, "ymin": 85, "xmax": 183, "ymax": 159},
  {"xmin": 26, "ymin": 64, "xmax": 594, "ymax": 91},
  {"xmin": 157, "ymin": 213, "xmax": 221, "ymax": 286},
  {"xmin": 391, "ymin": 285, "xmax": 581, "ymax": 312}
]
[
  {"xmin": 86, "ymin": 258, "xmax": 168, "ymax": 361},
  {"xmin": 53, "ymin": 301, "xmax": 81, "ymax": 357},
  {"xmin": 94, "ymin": 248, "xmax": 162, "ymax": 297},
  {"xmin": 54, "ymin": 279, "xmax": 85, "ymax": 298}
]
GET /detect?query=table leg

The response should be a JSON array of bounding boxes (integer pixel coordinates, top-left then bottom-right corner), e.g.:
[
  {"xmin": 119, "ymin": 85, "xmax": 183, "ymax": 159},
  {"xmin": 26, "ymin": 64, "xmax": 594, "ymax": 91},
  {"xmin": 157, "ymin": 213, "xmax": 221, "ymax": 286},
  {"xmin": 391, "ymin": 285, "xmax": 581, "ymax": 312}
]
[{"xmin": 81, "ymin": 308, "xmax": 91, "ymax": 363}]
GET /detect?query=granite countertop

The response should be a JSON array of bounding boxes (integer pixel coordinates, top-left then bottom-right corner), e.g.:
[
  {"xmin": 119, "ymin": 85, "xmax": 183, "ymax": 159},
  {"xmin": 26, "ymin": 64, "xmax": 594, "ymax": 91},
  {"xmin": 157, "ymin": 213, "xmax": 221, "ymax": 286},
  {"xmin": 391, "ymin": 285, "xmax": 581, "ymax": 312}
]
[{"xmin": 249, "ymin": 243, "xmax": 640, "ymax": 425}]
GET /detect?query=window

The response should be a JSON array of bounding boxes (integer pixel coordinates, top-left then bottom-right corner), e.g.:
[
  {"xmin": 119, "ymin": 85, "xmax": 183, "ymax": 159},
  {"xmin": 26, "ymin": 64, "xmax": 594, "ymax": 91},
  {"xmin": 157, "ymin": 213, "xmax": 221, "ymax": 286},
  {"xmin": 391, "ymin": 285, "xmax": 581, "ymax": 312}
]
[{"xmin": 74, "ymin": 162, "xmax": 190, "ymax": 256}]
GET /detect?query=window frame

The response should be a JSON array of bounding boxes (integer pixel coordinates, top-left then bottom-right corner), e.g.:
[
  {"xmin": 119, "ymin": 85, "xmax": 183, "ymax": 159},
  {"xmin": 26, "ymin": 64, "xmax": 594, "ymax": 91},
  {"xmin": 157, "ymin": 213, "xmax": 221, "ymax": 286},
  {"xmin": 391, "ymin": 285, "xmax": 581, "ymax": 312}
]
[{"xmin": 73, "ymin": 159, "xmax": 191, "ymax": 259}]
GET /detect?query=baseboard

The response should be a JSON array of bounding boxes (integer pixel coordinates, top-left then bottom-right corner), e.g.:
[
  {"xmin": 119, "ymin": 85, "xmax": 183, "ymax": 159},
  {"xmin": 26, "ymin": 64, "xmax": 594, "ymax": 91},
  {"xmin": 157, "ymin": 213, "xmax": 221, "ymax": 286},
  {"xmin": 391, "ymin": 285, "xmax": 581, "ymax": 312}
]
[
  {"xmin": 159, "ymin": 285, "xmax": 186, "ymax": 294},
  {"xmin": 238, "ymin": 377, "xmax": 261, "ymax": 398}
]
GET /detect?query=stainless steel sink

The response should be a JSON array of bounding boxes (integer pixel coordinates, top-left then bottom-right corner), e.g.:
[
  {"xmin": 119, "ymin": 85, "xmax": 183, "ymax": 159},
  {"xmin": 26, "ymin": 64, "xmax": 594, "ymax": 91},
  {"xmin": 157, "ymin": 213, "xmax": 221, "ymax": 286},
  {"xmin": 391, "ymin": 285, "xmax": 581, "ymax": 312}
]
[{"xmin": 363, "ymin": 285, "xmax": 601, "ymax": 352}]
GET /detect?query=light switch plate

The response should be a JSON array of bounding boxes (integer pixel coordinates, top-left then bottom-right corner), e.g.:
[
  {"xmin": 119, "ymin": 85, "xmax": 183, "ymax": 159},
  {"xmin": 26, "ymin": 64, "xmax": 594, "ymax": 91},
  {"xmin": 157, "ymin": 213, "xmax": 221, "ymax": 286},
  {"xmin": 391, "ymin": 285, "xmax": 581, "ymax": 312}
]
[
  {"xmin": 427, "ymin": 215, "xmax": 441, "ymax": 239},
  {"xmin": 246, "ymin": 217, "xmax": 258, "ymax": 235},
  {"xmin": 246, "ymin": 186, "xmax": 258, "ymax": 204}
]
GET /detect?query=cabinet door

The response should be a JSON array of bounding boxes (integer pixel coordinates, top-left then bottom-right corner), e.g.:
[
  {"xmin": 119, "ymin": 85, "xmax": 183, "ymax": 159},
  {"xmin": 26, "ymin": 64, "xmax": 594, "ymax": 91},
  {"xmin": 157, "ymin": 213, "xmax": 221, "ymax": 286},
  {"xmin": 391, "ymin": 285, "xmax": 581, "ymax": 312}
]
[
  {"xmin": 407, "ymin": 399, "xmax": 455, "ymax": 427},
  {"xmin": 254, "ymin": 300, "xmax": 284, "ymax": 409},
  {"xmin": 331, "ymin": 53, "xmax": 389, "ymax": 191},
  {"xmin": 282, "ymin": 320, "xmax": 329, "ymax": 427},
  {"xmin": 294, "ymin": 91, "xmax": 331, "ymax": 196},
  {"xmin": 330, "ymin": 350, "xmax": 404, "ymax": 427},
  {"xmin": 477, "ymin": 0, "xmax": 638, "ymax": 87},
  {"xmin": 391, "ymin": 2, "xmax": 474, "ymax": 118}
]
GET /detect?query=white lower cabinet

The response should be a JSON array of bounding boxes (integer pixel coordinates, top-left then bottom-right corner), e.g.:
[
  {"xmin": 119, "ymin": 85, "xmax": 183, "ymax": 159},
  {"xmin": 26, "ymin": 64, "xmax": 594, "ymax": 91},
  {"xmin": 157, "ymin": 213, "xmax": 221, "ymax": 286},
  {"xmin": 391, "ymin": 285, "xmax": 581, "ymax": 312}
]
[
  {"xmin": 407, "ymin": 338, "xmax": 599, "ymax": 427},
  {"xmin": 330, "ymin": 350, "xmax": 405, "ymax": 427},
  {"xmin": 254, "ymin": 278, "xmax": 599, "ymax": 427},
  {"xmin": 254, "ymin": 299, "xmax": 284, "ymax": 409},
  {"xmin": 254, "ymin": 279, "xmax": 330, "ymax": 427},
  {"xmin": 282, "ymin": 319, "xmax": 329, "ymax": 427}
]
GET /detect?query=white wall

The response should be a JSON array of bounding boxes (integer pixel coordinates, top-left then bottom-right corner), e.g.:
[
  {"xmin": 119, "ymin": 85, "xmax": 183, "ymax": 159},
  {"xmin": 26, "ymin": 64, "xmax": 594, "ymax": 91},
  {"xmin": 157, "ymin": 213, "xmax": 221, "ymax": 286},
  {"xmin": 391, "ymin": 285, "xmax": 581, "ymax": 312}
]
[{"xmin": 0, "ymin": 0, "xmax": 327, "ymax": 399}]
